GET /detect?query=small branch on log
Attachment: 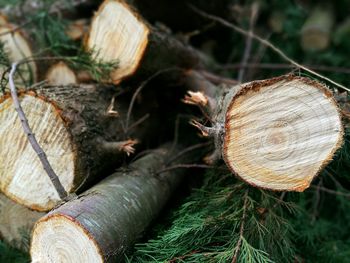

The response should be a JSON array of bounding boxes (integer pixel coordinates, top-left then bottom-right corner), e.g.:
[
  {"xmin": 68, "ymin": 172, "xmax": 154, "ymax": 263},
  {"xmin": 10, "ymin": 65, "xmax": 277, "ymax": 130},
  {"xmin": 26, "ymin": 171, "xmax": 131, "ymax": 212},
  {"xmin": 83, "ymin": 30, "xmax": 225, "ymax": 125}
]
[
  {"xmin": 99, "ymin": 139, "xmax": 139, "ymax": 156},
  {"xmin": 8, "ymin": 63, "xmax": 68, "ymax": 200}
]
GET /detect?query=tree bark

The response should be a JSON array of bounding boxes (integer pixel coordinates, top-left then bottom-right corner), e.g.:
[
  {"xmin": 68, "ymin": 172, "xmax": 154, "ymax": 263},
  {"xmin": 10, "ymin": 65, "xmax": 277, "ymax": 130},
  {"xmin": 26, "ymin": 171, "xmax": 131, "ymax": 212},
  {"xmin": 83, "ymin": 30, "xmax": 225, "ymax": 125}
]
[
  {"xmin": 0, "ymin": 84, "xmax": 138, "ymax": 211},
  {"xmin": 31, "ymin": 145, "xmax": 186, "ymax": 262},
  {"xmin": 0, "ymin": 193, "xmax": 44, "ymax": 252},
  {"xmin": 85, "ymin": 0, "xmax": 212, "ymax": 84},
  {"xmin": 184, "ymin": 72, "xmax": 343, "ymax": 192}
]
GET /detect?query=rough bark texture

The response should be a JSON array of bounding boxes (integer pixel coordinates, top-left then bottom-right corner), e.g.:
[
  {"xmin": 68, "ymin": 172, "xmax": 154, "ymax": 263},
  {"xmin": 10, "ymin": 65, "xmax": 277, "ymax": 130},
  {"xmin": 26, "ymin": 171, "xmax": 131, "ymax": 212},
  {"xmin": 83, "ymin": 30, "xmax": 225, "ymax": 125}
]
[
  {"xmin": 0, "ymin": 193, "xmax": 44, "ymax": 252},
  {"xmin": 0, "ymin": 84, "xmax": 135, "ymax": 211},
  {"xmin": 185, "ymin": 74, "xmax": 343, "ymax": 192},
  {"xmin": 85, "ymin": 0, "xmax": 211, "ymax": 84},
  {"xmin": 31, "ymin": 146, "xmax": 184, "ymax": 262}
]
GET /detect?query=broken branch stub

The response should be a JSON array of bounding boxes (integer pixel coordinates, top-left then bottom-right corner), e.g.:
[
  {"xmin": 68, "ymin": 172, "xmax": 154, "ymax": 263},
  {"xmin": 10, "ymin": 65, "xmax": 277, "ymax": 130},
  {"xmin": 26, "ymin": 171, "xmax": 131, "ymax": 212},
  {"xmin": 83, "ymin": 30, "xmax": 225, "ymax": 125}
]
[{"xmin": 187, "ymin": 74, "xmax": 343, "ymax": 192}]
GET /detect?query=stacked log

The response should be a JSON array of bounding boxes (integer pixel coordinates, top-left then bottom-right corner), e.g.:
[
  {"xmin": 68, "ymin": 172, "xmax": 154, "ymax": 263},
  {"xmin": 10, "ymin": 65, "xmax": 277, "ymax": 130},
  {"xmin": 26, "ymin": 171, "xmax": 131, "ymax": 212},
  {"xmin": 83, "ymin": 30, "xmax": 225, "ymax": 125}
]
[
  {"xmin": 184, "ymin": 72, "xmax": 343, "ymax": 191},
  {"xmin": 31, "ymin": 146, "xmax": 185, "ymax": 262},
  {"xmin": 0, "ymin": 194, "xmax": 44, "ymax": 251},
  {"xmin": 85, "ymin": 0, "xmax": 210, "ymax": 84},
  {"xmin": 0, "ymin": 0, "xmax": 346, "ymax": 260},
  {"xmin": 0, "ymin": 84, "xmax": 136, "ymax": 211}
]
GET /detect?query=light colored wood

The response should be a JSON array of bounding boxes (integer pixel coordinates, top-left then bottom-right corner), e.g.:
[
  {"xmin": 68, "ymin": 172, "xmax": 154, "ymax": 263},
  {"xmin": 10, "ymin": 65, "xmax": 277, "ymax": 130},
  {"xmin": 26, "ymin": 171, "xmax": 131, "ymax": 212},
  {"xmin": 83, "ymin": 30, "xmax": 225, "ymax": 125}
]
[
  {"xmin": 66, "ymin": 19, "xmax": 89, "ymax": 41},
  {"xmin": 0, "ymin": 94, "xmax": 75, "ymax": 211},
  {"xmin": 0, "ymin": 85, "xmax": 135, "ymax": 211},
  {"xmin": 86, "ymin": 0, "xmax": 149, "ymax": 84},
  {"xmin": 301, "ymin": 6, "xmax": 334, "ymax": 51},
  {"xmin": 0, "ymin": 193, "xmax": 44, "ymax": 251},
  {"xmin": 223, "ymin": 76, "xmax": 343, "ymax": 191},
  {"xmin": 31, "ymin": 147, "xmax": 183, "ymax": 262},
  {"xmin": 0, "ymin": 24, "xmax": 37, "ymax": 86},
  {"xmin": 46, "ymin": 61, "xmax": 77, "ymax": 85}
]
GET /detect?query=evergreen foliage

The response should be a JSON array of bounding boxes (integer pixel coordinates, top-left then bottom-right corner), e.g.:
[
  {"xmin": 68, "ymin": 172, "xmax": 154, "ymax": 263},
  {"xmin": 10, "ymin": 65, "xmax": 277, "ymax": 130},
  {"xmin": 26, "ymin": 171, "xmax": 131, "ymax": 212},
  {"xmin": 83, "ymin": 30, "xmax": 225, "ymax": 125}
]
[
  {"xmin": 128, "ymin": 171, "xmax": 297, "ymax": 263},
  {"xmin": 0, "ymin": 240, "xmax": 29, "ymax": 263}
]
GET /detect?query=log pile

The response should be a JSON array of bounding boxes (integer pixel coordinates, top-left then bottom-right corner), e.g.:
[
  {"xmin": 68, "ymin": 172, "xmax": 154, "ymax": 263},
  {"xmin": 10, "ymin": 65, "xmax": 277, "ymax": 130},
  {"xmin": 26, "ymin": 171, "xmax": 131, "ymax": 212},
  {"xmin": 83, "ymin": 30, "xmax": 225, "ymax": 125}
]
[{"xmin": 0, "ymin": 0, "xmax": 346, "ymax": 261}]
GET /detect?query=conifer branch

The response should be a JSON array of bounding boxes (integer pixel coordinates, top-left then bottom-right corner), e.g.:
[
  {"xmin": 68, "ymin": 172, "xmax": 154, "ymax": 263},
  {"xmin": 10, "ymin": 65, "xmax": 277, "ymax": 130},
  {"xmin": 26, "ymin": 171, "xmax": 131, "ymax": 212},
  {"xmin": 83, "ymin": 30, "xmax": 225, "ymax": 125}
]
[{"xmin": 232, "ymin": 190, "xmax": 249, "ymax": 263}]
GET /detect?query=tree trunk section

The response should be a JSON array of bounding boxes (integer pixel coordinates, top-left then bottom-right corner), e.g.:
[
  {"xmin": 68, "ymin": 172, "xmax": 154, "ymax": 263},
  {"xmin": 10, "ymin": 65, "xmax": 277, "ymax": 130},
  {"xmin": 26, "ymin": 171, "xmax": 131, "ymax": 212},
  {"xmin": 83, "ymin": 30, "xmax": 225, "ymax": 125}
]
[
  {"xmin": 185, "ymin": 73, "xmax": 343, "ymax": 192},
  {"xmin": 0, "ymin": 193, "xmax": 44, "ymax": 252},
  {"xmin": 0, "ymin": 84, "xmax": 137, "ymax": 211},
  {"xmin": 31, "ymin": 145, "xmax": 185, "ymax": 262},
  {"xmin": 85, "ymin": 0, "xmax": 211, "ymax": 84}
]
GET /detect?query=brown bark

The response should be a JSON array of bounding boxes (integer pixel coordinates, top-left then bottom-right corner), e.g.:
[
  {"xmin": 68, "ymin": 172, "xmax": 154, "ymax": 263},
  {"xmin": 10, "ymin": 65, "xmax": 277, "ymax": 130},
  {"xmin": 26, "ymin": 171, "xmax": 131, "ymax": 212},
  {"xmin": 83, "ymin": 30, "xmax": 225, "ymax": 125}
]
[
  {"xmin": 31, "ymin": 145, "xmax": 186, "ymax": 262},
  {"xmin": 85, "ymin": 0, "xmax": 212, "ymax": 84},
  {"xmin": 0, "ymin": 84, "xmax": 138, "ymax": 211}
]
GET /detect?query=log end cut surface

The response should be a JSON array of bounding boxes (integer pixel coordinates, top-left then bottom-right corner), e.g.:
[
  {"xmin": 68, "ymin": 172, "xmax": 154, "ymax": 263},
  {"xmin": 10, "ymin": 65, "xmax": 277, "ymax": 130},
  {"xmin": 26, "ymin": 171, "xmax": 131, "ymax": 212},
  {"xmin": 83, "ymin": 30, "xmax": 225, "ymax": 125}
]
[
  {"xmin": 223, "ymin": 76, "xmax": 343, "ymax": 192},
  {"xmin": 31, "ymin": 215, "xmax": 103, "ymax": 263},
  {"xmin": 87, "ymin": 0, "xmax": 149, "ymax": 83},
  {"xmin": 0, "ymin": 95, "xmax": 74, "ymax": 211},
  {"xmin": 46, "ymin": 62, "xmax": 77, "ymax": 86}
]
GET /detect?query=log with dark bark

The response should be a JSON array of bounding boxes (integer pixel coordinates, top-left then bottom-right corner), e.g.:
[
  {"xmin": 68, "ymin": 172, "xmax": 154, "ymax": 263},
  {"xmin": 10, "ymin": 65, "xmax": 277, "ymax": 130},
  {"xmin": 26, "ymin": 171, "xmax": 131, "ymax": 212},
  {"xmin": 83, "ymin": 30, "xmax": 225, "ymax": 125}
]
[
  {"xmin": 0, "ymin": 84, "xmax": 138, "ymax": 211},
  {"xmin": 0, "ymin": 193, "xmax": 44, "ymax": 252},
  {"xmin": 85, "ymin": 0, "xmax": 211, "ymax": 84},
  {"xmin": 31, "ymin": 145, "xmax": 186, "ymax": 262},
  {"xmin": 184, "ymin": 72, "xmax": 343, "ymax": 192}
]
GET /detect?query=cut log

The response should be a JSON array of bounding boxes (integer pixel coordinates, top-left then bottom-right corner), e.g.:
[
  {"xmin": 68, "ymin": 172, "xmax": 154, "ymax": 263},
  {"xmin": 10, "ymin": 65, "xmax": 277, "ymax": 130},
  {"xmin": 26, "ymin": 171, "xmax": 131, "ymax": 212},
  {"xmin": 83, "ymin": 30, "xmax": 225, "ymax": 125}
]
[
  {"xmin": 66, "ymin": 19, "xmax": 89, "ymax": 41},
  {"xmin": 184, "ymin": 73, "xmax": 343, "ymax": 192},
  {"xmin": 0, "ymin": 193, "xmax": 44, "ymax": 252},
  {"xmin": 46, "ymin": 62, "xmax": 77, "ymax": 85},
  {"xmin": 85, "ymin": 0, "xmax": 209, "ymax": 84},
  {"xmin": 301, "ymin": 5, "xmax": 334, "ymax": 52},
  {"xmin": 31, "ymin": 146, "xmax": 184, "ymax": 262},
  {"xmin": 0, "ymin": 84, "xmax": 137, "ymax": 211},
  {"xmin": 0, "ymin": 23, "xmax": 37, "ymax": 86}
]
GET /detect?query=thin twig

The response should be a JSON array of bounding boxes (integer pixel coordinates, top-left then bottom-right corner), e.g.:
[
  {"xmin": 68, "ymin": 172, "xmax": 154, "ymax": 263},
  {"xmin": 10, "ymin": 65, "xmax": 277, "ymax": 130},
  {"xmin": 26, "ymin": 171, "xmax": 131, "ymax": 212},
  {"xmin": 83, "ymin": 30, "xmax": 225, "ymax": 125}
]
[
  {"xmin": 167, "ymin": 142, "xmax": 212, "ymax": 165},
  {"xmin": 310, "ymin": 185, "xmax": 350, "ymax": 198},
  {"xmin": 156, "ymin": 164, "xmax": 224, "ymax": 175},
  {"xmin": 126, "ymin": 113, "xmax": 150, "ymax": 132},
  {"xmin": 237, "ymin": 2, "xmax": 259, "ymax": 82},
  {"xmin": 218, "ymin": 62, "xmax": 350, "ymax": 75},
  {"xmin": 190, "ymin": 5, "xmax": 350, "ymax": 92},
  {"xmin": 232, "ymin": 190, "xmax": 249, "ymax": 263},
  {"xmin": 125, "ymin": 67, "xmax": 182, "ymax": 132},
  {"xmin": 8, "ymin": 63, "xmax": 68, "ymax": 200}
]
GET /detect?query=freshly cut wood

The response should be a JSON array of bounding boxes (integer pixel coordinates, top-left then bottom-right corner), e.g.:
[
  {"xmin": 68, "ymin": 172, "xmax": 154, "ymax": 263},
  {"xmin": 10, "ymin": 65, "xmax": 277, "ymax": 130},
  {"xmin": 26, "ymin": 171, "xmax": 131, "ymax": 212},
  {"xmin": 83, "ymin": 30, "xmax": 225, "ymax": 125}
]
[
  {"xmin": 31, "ymin": 147, "xmax": 184, "ymax": 262},
  {"xmin": 0, "ymin": 85, "xmax": 137, "ymax": 211},
  {"xmin": 85, "ymin": 0, "xmax": 208, "ymax": 84},
  {"xmin": 66, "ymin": 19, "xmax": 89, "ymax": 41},
  {"xmin": 0, "ymin": 24, "xmax": 37, "ymax": 86},
  {"xmin": 184, "ymin": 73, "xmax": 343, "ymax": 191},
  {"xmin": 301, "ymin": 5, "xmax": 334, "ymax": 51},
  {"xmin": 0, "ymin": 193, "xmax": 44, "ymax": 252},
  {"xmin": 46, "ymin": 61, "xmax": 77, "ymax": 85}
]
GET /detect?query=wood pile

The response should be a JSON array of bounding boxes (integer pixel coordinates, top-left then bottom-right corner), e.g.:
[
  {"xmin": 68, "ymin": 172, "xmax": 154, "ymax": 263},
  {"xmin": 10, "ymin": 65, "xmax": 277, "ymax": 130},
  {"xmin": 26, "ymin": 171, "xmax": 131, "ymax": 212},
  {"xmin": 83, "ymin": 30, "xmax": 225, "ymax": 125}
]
[{"xmin": 0, "ymin": 0, "xmax": 345, "ymax": 261}]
